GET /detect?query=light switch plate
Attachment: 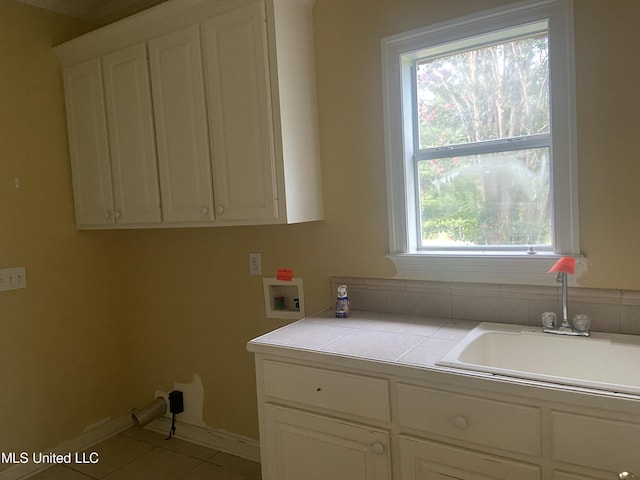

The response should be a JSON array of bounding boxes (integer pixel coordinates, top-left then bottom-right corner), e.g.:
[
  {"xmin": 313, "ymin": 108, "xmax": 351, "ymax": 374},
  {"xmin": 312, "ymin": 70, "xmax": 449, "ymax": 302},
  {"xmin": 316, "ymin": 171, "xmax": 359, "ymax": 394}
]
[{"xmin": 249, "ymin": 253, "xmax": 261, "ymax": 275}]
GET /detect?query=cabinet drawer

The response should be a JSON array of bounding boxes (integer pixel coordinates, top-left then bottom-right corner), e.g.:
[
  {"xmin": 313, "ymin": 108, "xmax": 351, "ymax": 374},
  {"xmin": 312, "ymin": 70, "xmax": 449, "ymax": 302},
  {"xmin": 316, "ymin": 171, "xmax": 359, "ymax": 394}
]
[
  {"xmin": 399, "ymin": 435, "xmax": 540, "ymax": 480},
  {"xmin": 397, "ymin": 383, "xmax": 540, "ymax": 456},
  {"xmin": 262, "ymin": 361, "xmax": 390, "ymax": 421},
  {"xmin": 552, "ymin": 411, "xmax": 640, "ymax": 473},
  {"xmin": 554, "ymin": 472, "xmax": 603, "ymax": 480}
]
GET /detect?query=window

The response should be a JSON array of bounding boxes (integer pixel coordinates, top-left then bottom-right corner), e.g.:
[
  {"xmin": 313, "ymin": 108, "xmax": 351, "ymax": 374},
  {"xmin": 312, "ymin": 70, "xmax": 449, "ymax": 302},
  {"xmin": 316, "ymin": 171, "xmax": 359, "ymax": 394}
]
[{"xmin": 382, "ymin": 0, "xmax": 579, "ymax": 284}]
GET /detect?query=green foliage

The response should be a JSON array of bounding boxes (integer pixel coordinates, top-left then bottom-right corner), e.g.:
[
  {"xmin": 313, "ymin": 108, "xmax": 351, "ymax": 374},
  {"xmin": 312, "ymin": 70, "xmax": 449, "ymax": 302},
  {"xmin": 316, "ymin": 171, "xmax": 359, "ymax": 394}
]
[{"xmin": 415, "ymin": 33, "xmax": 552, "ymax": 247}]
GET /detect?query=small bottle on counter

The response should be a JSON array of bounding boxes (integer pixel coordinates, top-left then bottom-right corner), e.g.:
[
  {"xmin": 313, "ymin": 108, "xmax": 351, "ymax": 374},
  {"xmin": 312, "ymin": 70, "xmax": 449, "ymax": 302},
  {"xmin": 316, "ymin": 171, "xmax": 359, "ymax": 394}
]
[{"xmin": 335, "ymin": 284, "xmax": 351, "ymax": 318}]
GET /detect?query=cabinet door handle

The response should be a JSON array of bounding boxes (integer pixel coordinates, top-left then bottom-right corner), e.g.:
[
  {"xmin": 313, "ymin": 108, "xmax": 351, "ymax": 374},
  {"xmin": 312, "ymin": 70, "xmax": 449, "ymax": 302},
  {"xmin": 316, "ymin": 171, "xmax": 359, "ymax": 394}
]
[
  {"xmin": 202, "ymin": 207, "xmax": 209, "ymax": 215},
  {"xmin": 619, "ymin": 473, "xmax": 638, "ymax": 479},
  {"xmin": 453, "ymin": 416, "xmax": 468, "ymax": 430},
  {"xmin": 217, "ymin": 206, "xmax": 224, "ymax": 214},
  {"xmin": 371, "ymin": 443, "xmax": 385, "ymax": 455},
  {"xmin": 114, "ymin": 210, "xmax": 121, "ymax": 219},
  {"xmin": 104, "ymin": 211, "xmax": 111, "ymax": 219}
]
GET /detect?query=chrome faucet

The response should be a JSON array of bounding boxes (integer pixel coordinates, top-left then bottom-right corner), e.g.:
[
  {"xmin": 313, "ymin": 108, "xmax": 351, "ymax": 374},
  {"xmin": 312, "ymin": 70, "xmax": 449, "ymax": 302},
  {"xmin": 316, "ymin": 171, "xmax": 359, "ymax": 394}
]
[
  {"xmin": 542, "ymin": 270, "xmax": 590, "ymax": 336},
  {"xmin": 558, "ymin": 271, "xmax": 570, "ymax": 329}
]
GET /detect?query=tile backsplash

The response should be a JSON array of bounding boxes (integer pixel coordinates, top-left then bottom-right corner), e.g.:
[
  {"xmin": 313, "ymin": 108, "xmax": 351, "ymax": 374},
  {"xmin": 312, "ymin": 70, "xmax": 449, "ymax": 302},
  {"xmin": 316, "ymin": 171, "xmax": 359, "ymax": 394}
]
[{"xmin": 331, "ymin": 277, "xmax": 640, "ymax": 335}]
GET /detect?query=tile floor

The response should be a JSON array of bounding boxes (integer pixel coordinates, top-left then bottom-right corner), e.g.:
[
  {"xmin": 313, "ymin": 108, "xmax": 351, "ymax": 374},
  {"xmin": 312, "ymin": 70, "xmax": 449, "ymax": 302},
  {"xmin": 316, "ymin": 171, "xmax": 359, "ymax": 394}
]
[{"xmin": 28, "ymin": 428, "xmax": 262, "ymax": 480}]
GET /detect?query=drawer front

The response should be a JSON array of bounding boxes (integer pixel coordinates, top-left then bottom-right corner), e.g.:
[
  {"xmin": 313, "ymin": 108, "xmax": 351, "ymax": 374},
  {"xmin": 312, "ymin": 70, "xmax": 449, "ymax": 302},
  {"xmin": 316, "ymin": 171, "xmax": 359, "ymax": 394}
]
[
  {"xmin": 554, "ymin": 472, "xmax": 604, "ymax": 480},
  {"xmin": 399, "ymin": 435, "xmax": 540, "ymax": 480},
  {"xmin": 397, "ymin": 383, "xmax": 540, "ymax": 456},
  {"xmin": 552, "ymin": 411, "xmax": 640, "ymax": 474},
  {"xmin": 262, "ymin": 360, "xmax": 390, "ymax": 421}
]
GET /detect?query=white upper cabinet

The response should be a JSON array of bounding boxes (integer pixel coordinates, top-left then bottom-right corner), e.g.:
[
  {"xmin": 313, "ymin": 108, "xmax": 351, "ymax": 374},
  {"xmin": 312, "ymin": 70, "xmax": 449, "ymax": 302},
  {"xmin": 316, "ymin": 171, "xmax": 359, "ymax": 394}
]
[
  {"xmin": 54, "ymin": 0, "xmax": 323, "ymax": 230},
  {"xmin": 265, "ymin": 0, "xmax": 323, "ymax": 224},
  {"xmin": 102, "ymin": 43, "xmax": 162, "ymax": 225},
  {"xmin": 62, "ymin": 58, "xmax": 114, "ymax": 226},
  {"xmin": 148, "ymin": 25, "xmax": 215, "ymax": 224},
  {"xmin": 203, "ymin": 2, "xmax": 278, "ymax": 222}
]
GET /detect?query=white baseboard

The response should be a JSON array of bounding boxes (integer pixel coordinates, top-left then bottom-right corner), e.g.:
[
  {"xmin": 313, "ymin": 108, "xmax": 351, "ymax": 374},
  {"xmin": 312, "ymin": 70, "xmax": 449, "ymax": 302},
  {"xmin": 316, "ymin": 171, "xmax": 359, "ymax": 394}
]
[
  {"xmin": 0, "ymin": 414, "xmax": 134, "ymax": 480},
  {"xmin": 0, "ymin": 415, "xmax": 260, "ymax": 480},
  {"xmin": 145, "ymin": 417, "xmax": 260, "ymax": 463}
]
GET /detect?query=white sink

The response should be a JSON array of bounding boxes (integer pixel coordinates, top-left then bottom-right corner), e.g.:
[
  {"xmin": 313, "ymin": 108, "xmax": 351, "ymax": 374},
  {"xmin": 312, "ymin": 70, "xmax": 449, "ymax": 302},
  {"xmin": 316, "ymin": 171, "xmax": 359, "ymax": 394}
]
[{"xmin": 437, "ymin": 322, "xmax": 640, "ymax": 395}]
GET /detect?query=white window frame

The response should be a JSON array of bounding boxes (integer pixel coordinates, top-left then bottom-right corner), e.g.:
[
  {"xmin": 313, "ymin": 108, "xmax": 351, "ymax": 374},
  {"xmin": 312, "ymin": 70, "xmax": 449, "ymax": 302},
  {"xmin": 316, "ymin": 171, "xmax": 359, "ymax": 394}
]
[{"xmin": 381, "ymin": 0, "xmax": 582, "ymax": 285}]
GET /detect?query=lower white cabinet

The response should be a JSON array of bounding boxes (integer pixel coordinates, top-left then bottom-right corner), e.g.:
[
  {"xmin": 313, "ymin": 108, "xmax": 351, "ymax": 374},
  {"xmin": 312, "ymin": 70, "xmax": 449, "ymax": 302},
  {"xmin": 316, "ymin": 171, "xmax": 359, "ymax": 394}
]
[
  {"xmin": 551, "ymin": 411, "xmax": 640, "ymax": 478},
  {"xmin": 399, "ymin": 436, "xmax": 539, "ymax": 480},
  {"xmin": 396, "ymin": 383, "xmax": 540, "ymax": 457},
  {"xmin": 263, "ymin": 405, "xmax": 391, "ymax": 480},
  {"xmin": 262, "ymin": 360, "xmax": 390, "ymax": 422},
  {"xmin": 252, "ymin": 353, "xmax": 640, "ymax": 480},
  {"xmin": 553, "ymin": 473, "xmax": 602, "ymax": 480}
]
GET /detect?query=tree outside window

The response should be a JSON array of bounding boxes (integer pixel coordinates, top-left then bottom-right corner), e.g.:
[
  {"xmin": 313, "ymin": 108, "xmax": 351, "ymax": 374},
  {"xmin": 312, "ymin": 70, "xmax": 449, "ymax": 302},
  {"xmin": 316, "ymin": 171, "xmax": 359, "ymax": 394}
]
[{"xmin": 413, "ymin": 32, "xmax": 551, "ymax": 250}]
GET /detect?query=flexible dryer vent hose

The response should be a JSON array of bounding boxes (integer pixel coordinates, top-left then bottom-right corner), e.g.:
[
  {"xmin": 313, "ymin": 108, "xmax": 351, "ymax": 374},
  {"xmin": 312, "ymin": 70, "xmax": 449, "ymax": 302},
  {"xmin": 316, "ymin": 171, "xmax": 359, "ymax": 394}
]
[{"xmin": 131, "ymin": 397, "xmax": 167, "ymax": 428}]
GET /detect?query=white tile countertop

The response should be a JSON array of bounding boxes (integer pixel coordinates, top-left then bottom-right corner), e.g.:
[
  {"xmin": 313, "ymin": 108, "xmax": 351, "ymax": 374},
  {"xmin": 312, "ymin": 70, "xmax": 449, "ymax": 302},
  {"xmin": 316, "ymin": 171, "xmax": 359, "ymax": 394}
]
[
  {"xmin": 247, "ymin": 310, "xmax": 478, "ymax": 370},
  {"xmin": 248, "ymin": 309, "xmax": 640, "ymax": 411}
]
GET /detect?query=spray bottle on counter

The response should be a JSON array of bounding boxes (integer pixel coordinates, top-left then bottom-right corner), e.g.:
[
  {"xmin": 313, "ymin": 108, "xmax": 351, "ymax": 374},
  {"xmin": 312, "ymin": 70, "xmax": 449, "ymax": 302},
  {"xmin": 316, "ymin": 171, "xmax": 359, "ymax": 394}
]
[{"xmin": 335, "ymin": 284, "xmax": 351, "ymax": 318}]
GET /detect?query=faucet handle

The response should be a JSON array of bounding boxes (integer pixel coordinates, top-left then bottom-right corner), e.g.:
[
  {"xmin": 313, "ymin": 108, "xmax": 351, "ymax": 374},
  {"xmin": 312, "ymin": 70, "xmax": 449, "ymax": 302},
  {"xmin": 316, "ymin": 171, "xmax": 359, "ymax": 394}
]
[
  {"xmin": 541, "ymin": 312, "xmax": 557, "ymax": 328},
  {"xmin": 619, "ymin": 473, "xmax": 638, "ymax": 480},
  {"xmin": 573, "ymin": 313, "xmax": 591, "ymax": 332}
]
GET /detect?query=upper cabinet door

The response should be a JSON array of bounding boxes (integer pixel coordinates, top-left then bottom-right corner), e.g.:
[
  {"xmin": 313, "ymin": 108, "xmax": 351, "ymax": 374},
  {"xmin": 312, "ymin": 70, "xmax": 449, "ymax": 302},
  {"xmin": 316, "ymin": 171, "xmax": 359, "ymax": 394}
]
[
  {"xmin": 102, "ymin": 43, "xmax": 162, "ymax": 225},
  {"xmin": 148, "ymin": 26, "xmax": 215, "ymax": 224},
  {"xmin": 62, "ymin": 59, "xmax": 114, "ymax": 227},
  {"xmin": 203, "ymin": 1, "xmax": 278, "ymax": 222}
]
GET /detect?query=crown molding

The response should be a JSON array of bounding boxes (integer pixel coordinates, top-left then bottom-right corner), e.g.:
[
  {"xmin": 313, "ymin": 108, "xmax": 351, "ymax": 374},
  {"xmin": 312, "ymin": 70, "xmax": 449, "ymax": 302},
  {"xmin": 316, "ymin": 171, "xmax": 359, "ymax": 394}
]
[
  {"xmin": 16, "ymin": 0, "xmax": 99, "ymax": 20},
  {"xmin": 95, "ymin": 0, "xmax": 166, "ymax": 23},
  {"xmin": 17, "ymin": 0, "xmax": 312, "ymax": 23},
  {"xmin": 15, "ymin": 0, "xmax": 165, "ymax": 23}
]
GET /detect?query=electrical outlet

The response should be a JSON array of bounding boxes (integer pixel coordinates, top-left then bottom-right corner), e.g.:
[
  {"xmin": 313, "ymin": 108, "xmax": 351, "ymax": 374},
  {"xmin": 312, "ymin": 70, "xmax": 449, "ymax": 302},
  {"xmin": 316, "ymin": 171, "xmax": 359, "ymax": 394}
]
[
  {"xmin": 0, "ymin": 267, "xmax": 26, "ymax": 292},
  {"xmin": 249, "ymin": 253, "xmax": 261, "ymax": 275},
  {"xmin": 9, "ymin": 267, "xmax": 26, "ymax": 289}
]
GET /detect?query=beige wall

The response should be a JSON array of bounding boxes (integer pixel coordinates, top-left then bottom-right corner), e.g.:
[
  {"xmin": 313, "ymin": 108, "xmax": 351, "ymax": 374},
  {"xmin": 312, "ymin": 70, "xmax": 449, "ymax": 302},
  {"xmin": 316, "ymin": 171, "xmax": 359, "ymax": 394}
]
[
  {"xmin": 123, "ymin": 0, "xmax": 640, "ymax": 441},
  {"xmin": 122, "ymin": 224, "xmax": 331, "ymax": 438},
  {"xmin": 0, "ymin": 0, "xmax": 131, "ymax": 457},
  {"xmin": 3, "ymin": 0, "xmax": 640, "ymax": 457},
  {"xmin": 572, "ymin": 0, "xmax": 640, "ymax": 287},
  {"xmin": 314, "ymin": 0, "xmax": 640, "ymax": 289}
]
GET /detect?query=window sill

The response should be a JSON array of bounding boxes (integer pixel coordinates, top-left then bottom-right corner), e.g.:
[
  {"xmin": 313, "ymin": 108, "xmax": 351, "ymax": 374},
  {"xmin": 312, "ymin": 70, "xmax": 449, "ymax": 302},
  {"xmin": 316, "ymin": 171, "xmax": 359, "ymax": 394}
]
[{"xmin": 386, "ymin": 252, "xmax": 586, "ymax": 286}]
